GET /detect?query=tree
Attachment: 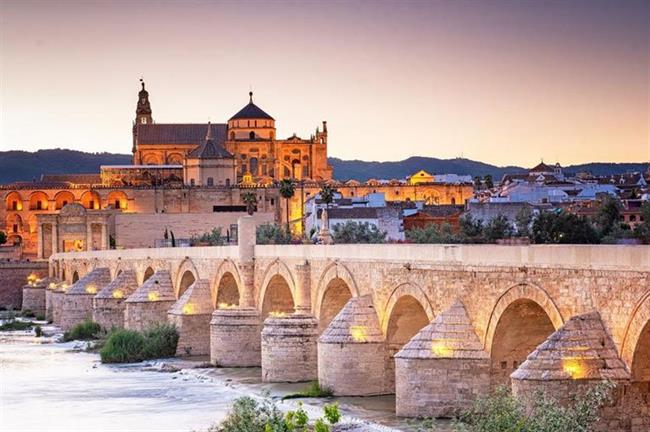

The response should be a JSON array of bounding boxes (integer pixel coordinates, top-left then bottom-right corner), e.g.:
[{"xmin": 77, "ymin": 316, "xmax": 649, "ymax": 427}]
[
  {"xmin": 190, "ymin": 227, "xmax": 224, "ymax": 246},
  {"xmin": 484, "ymin": 174, "xmax": 494, "ymax": 189},
  {"xmin": 331, "ymin": 221, "xmax": 386, "ymax": 244},
  {"xmin": 241, "ymin": 192, "xmax": 257, "ymax": 216},
  {"xmin": 531, "ymin": 211, "xmax": 599, "ymax": 244},
  {"xmin": 483, "ymin": 215, "xmax": 514, "ymax": 242},
  {"xmin": 460, "ymin": 214, "xmax": 484, "ymax": 240},
  {"xmin": 406, "ymin": 223, "xmax": 460, "ymax": 244},
  {"xmin": 595, "ymin": 195, "xmax": 621, "ymax": 236},
  {"xmin": 278, "ymin": 179, "xmax": 295, "ymax": 233},
  {"xmin": 319, "ymin": 184, "xmax": 336, "ymax": 208},
  {"xmin": 473, "ymin": 176, "xmax": 482, "ymax": 190},
  {"xmin": 0, "ymin": 230, "xmax": 6, "ymax": 246},
  {"xmin": 515, "ymin": 205, "xmax": 533, "ymax": 238},
  {"xmin": 170, "ymin": 230, "xmax": 176, "ymax": 247},
  {"xmin": 634, "ymin": 201, "xmax": 650, "ymax": 244},
  {"xmin": 256, "ymin": 223, "xmax": 292, "ymax": 245}
]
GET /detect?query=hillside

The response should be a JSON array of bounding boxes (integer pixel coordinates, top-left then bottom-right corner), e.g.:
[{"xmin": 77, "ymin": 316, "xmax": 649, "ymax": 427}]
[{"xmin": 0, "ymin": 149, "xmax": 646, "ymax": 184}]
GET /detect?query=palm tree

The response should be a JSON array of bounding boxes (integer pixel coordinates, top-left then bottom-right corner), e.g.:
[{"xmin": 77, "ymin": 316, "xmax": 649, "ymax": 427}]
[
  {"xmin": 319, "ymin": 184, "xmax": 337, "ymax": 229},
  {"xmin": 279, "ymin": 179, "xmax": 295, "ymax": 233},
  {"xmin": 242, "ymin": 192, "xmax": 257, "ymax": 216}
]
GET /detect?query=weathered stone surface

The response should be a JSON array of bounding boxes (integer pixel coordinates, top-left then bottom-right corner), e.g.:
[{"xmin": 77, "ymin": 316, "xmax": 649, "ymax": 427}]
[
  {"xmin": 261, "ymin": 313, "xmax": 319, "ymax": 383},
  {"xmin": 92, "ymin": 270, "xmax": 138, "ymax": 330},
  {"xmin": 168, "ymin": 279, "xmax": 213, "ymax": 356},
  {"xmin": 0, "ymin": 262, "xmax": 48, "ymax": 309},
  {"xmin": 60, "ymin": 268, "xmax": 111, "ymax": 330},
  {"xmin": 210, "ymin": 308, "xmax": 261, "ymax": 367},
  {"xmin": 512, "ymin": 312, "xmax": 633, "ymax": 431},
  {"xmin": 22, "ymin": 277, "xmax": 58, "ymax": 315},
  {"xmin": 395, "ymin": 301, "xmax": 490, "ymax": 417},
  {"xmin": 124, "ymin": 270, "xmax": 174, "ymax": 331},
  {"xmin": 318, "ymin": 296, "xmax": 390, "ymax": 396}
]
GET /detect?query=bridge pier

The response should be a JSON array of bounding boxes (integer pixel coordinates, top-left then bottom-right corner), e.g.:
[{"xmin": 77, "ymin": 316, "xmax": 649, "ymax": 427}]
[
  {"xmin": 93, "ymin": 270, "xmax": 138, "ymax": 330},
  {"xmin": 60, "ymin": 268, "xmax": 111, "ymax": 331},
  {"xmin": 50, "ymin": 282, "xmax": 68, "ymax": 326},
  {"xmin": 261, "ymin": 313, "xmax": 319, "ymax": 382},
  {"xmin": 210, "ymin": 308, "xmax": 261, "ymax": 367},
  {"xmin": 318, "ymin": 295, "xmax": 390, "ymax": 396},
  {"xmin": 22, "ymin": 277, "xmax": 57, "ymax": 316},
  {"xmin": 124, "ymin": 270, "xmax": 175, "ymax": 331},
  {"xmin": 395, "ymin": 301, "xmax": 490, "ymax": 418},
  {"xmin": 168, "ymin": 279, "xmax": 213, "ymax": 356},
  {"xmin": 511, "ymin": 312, "xmax": 631, "ymax": 431}
]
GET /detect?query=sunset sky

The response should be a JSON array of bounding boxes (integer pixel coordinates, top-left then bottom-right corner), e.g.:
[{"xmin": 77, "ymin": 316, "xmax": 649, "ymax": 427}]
[{"xmin": 1, "ymin": 0, "xmax": 648, "ymax": 166}]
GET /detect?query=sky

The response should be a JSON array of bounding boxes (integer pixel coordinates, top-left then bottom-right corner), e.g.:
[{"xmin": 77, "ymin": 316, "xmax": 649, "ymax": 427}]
[{"xmin": 0, "ymin": 0, "xmax": 648, "ymax": 167}]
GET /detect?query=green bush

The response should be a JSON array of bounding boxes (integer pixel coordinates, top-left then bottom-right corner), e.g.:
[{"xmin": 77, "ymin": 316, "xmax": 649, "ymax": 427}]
[
  {"xmin": 190, "ymin": 227, "xmax": 225, "ymax": 246},
  {"xmin": 331, "ymin": 221, "xmax": 386, "ymax": 244},
  {"xmin": 406, "ymin": 223, "xmax": 462, "ymax": 244},
  {"xmin": 283, "ymin": 381, "xmax": 333, "ymax": 400},
  {"xmin": 0, "ymin": 320, "xmax": 34, "ymax": 331},
  {"xmin": 454, "ymin": 382, "xmax": 615, "ymax": 432},
  {"xmin": 22, "ymin": 309, "xmax": 35, "ymax": 318},
  {"xmin": 100, "ymin": 329, "xmax": 146, "ymax": 363},
  {"xmin": 141, "ymin": 323, "xmax": 179, "ymax": 359},
  {"xmin": 257, "ymin": 223, "xmax": 292, "ymax": 245},
  {"xmin": 35, "ymin": 313, "xmax": 45, "ymax": 321},
  {"xmin": 63, "ymin": 319, "xmax": 102, "ymax": 341},
  {"xmin": 99, "ymin": 324, "xmax": 179, "ymax": 364},
  {"xmin": 34, "ymin": 325, "xmax": 43, "ymax": 337}
]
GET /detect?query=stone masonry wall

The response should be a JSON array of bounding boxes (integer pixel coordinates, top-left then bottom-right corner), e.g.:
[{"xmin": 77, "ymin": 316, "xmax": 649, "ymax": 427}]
[{"xmin": 0, "ymin": 262, "xmax": 48, "ymax": 309}]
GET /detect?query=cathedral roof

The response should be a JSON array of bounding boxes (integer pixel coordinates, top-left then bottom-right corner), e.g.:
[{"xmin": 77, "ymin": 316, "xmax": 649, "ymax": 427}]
[
  {"xmin": 229, "ymin": 92, "xmax": 274, "ymax": 121},
  {"xmin": 187, "ymin": 122, "xmax": 233, "ymax": 159},
  {"xmin": 135, "ymin": 123, "xmax": 228, "ymax": 146}
]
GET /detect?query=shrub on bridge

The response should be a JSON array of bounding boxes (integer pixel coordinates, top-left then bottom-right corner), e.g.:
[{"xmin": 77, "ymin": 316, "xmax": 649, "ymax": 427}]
[
  {"xmin": 100, "ymin": 324, "xmax": 179, "ymax": 363},
  {"xmin": 256, "ymin": 223, "xmax": 292, "ymax": 244},
  {"xmin": 63, "ymin": 319, "xmax": 102, "ymax": 341}
]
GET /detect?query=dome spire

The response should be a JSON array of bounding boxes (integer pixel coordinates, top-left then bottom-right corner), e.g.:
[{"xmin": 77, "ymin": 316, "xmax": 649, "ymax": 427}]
[
  {"xmin": 249, "ymin": 91, "xmax": 253, "ymax": 104},
  {"xmin": 205, "ymin": 121, "xmax": 213, "ymax": 141}
]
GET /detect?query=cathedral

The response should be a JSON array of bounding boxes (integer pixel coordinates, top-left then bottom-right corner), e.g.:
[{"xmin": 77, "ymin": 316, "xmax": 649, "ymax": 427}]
[{"xmin": 131, "ymin": 80, "xmax": 332, "ymax": 186}]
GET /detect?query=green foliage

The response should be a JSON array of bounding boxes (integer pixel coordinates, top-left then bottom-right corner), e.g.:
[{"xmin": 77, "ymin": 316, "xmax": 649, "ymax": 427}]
[
  {"xmin": 257, "ymin": 223, "xmax": 292, "ymax": 245},
  {"xmin": 283, "ymin": 381, "xmax": 333, "ymax": 400},
  {"xmin": 515, "ymin": 206, "xmax": 533, "ymax": 237},
  {"xmin": 35, "ymin": 313, "xmax": 45, "ymax": 321},
  {"xmin": 0, "ymin": 319, "xmax": 34, "ymax": 331},
  {"xmin": 141, "ymin": 323, "xmax": 180, "ymax": 359},
  {"xmin": 483, "ymin": 215, "xmax": 514, "ymax": 242},
  {"xmin": 100, "ymin": 329, "xmax": 146, "ymax": 363},
  {"xmin": 242, "ymin": 192, "xmax": 258, "ymax": 215},
  {"xmin": 634, "ymin": 202, "xmax": 650, "ymax": 244},
  {"xmin": 483, "ymin": 174, "xmax": 494, "ymax": 189},
  {"xmin": 531, "ymin": 211, "xmax": 599, "ymax": 244},
  {"xmin": 63, "ymin": 319, "xmax": 102, "ymax": 341},
  {"xmin": 34, "ymin": 325, "xmax": 43, "ymax": 337},
  {"xmin": 279, "ymin": 179, "xmax": 296, "ymax": 200},
  {"xmin": 454, "ymin": 382, "xmax": 615, "ymax": 432},
  {"xmin": 460, "ymin": 214, "xmax": 484, "ymax": 239},
  {"xmin": 22, "ymin": 309, "xmax": 35, "ymax": 318},
  {"xmin": 99, "ymin": 324, "xmax": 179, "ymax": 363},
  {"xmin": 331, "ymin": 221, "xmax": 386, "ymax": 244},
  {"xmin": 191, "ymin": 227, "xmax": 225, "ymax": 246},
  {"xmin": 406, "ymin": 223, "xmax": 461, "ymax": 244},
  {"xmin": 318, "ymin": 185, "xmax": 337, "ymax": 206},
  {"xmin": 213, "ymin": 396, "xmax": 341, "ymax": 432},
  {"xmin": 594, "ymin": 195, "xmax": 621, "ymax": 236},
  {"xmin": 0, "ymin": 230, "xmax": 6, "ymax": 245},
  {"xmin": 322, "ymin": 403, "xmax": 341, "ymax": 425}
]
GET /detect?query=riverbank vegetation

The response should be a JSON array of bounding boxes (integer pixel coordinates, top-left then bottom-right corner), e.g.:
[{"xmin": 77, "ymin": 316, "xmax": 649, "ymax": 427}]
[
  {"xmin": 283, "ymin": 381, "xmax": 333, "ymax": 400},
  {"xmin": 100, "ymin": 324, "xmax": 178, "ymax": 363},
  {"xmin": 209, "ymin": 396, "xmax": 341, "ymax": 432},
  {"xmin": 63, "ymin": 319, "xmax": 102, "ymax": 341}
]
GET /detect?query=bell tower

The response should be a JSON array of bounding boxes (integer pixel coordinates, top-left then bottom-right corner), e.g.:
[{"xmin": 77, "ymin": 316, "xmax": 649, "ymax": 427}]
[{"xmin": 135, "ymin": 79, "xmax": 153, "ymax": 125}]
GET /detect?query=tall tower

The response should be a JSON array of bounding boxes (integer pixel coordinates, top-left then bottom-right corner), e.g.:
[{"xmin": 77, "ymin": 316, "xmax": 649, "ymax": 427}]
[
  {"xmin": 132, "ymin": 79, "xmax": 153, "ymax": 159},
  {"xmin": 135, "ymin": 79, "xmax": 153, "ymax": 125}
]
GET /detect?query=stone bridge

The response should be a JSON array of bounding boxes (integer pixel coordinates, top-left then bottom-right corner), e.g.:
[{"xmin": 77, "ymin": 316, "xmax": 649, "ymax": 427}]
[{"xmin": 41, "ymin": 218, "xmax": 650, "ymax": 430}]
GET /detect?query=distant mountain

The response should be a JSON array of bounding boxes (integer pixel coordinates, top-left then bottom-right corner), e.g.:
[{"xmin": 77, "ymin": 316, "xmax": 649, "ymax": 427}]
[
  {"xmin": 0, "ymin": 149, "xmax": 646, "ymax": 184},
  {"xmin": 0, "ymin": 149, "xmax": 132, "ymax": 183}
]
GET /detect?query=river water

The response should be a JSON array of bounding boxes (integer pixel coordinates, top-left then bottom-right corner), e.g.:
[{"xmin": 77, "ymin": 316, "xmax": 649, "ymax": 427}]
[{"xmin": 0, "ymin": 328, "xmax": 452, "ymax": 432}]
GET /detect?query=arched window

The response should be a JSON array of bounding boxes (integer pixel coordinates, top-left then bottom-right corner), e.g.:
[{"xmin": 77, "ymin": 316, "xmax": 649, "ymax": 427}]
[
  {"xmin": 451, "ymin": 197, "xmax": 456, "ymax": 205},
  {"xmin": 230, "ymin": 131, "xmax": 235, "ymax": 140},
  {"xmin": 207, "ymin": 177, "xmax": 214, "ymax": 186},
  {"xmin": 249, "ymin": 157, "xmax": 259, "ymax": 175},
  {"xmin": 249, "ymin": 131, "xmax": 255, "ymax": 140}
]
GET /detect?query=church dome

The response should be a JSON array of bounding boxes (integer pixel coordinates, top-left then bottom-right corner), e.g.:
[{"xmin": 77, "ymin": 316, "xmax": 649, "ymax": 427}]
[{"xmin": 229, "ymin": 92, "xmax": 274, "ymax": 121}]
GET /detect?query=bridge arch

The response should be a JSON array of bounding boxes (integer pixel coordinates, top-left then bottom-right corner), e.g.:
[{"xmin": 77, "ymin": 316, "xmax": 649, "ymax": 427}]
[
  {"xmin": 72, "ymin": 270, "xmax": 80, "ymax": 284},
  {"xmin": 212, "ymin": 260, "xmax": 242, "ymax": 308},
  {"xmin": 314, "ymin": 262, "xmax": 360, "ymax": 332},
  {"xmin": 140, "ymin": 266, "xmax": 155, "ymax": 285},
  {"xmin": 174, "ymin": 259, "xmax": 199, "ymax": 298},
  {"xmin": 259, "ymin": 260, "xmax": 296, "ymax": 318},
  {"xmin": 484, "ymin": 282, "xmax": 563, "ymax": 388},
  {"xmin": 54, "ymin": 190, "xmax": 75, "ymax": 210},
  {"xmin": 380, "ymin": 281, "xmax": 435, "ymax": 336},
  {"xmin": 621, "ymin": 290, "xmax": 650, "ymax": 380}
]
